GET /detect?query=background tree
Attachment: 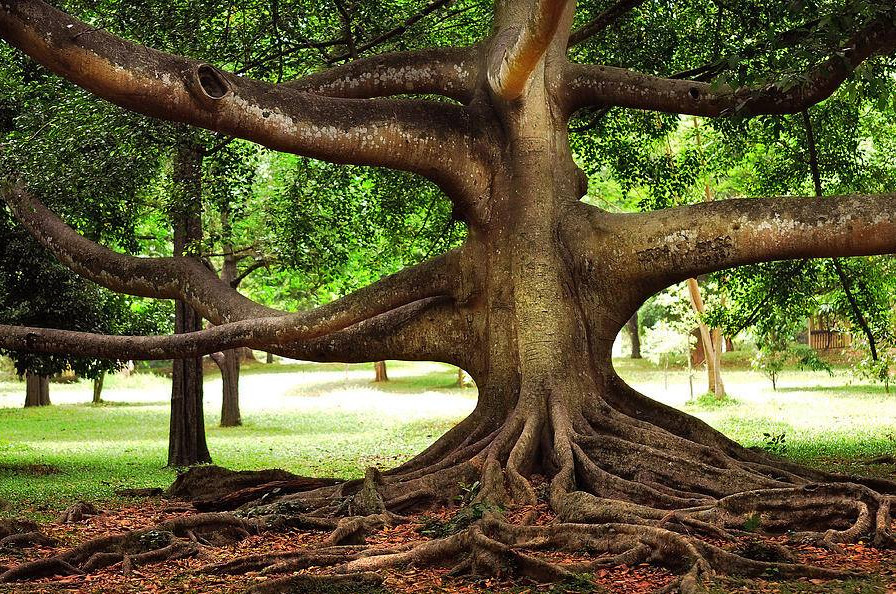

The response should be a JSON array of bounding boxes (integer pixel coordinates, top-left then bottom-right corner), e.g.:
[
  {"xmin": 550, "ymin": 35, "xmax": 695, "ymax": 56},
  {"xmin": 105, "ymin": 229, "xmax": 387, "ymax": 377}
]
[{"xmin": 4, "ymin": 0, "xmax": 896, "ymax": 589}]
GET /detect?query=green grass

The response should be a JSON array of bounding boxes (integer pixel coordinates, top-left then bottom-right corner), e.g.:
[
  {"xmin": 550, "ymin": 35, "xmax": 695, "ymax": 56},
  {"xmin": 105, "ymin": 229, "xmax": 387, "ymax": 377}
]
[
  {"xmin": 0, "ymin": 360, "xmax": 474, "ymax": 519},
  {"xmin": 1, "ymin": 357, "xmax": 895, "ymax": 521}
]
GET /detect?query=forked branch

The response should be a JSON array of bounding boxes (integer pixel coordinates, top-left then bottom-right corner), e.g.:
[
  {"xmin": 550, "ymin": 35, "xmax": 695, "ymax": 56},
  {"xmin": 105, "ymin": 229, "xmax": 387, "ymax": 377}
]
[
  {"xmin": 563, "ymin": 11, "xmax": 896, "ymax": 116},
  {"xmin": 489, "ymin": 0, "xmax": 572, "ymax": 101},
  {"xmin": 3, "ymin": 184, "xmax": 279, "ymax": 324},
  {"xmin": 0, "ymin": 244, "xmax": 466, "ymax": 361},
  {"xmin": 567, "ymin": 0, "xmax": 647, "ymax": 48},
  {"xmin": 0, "ymin": 297, "xmax": 470, "ymax": 366},
  {"xmin": 619, "ymin": 193, "xmax": 896, "ymax": 293},
  {"xmin": 0, "ymin": 0, "xmax": 483, "ymax": 197}
]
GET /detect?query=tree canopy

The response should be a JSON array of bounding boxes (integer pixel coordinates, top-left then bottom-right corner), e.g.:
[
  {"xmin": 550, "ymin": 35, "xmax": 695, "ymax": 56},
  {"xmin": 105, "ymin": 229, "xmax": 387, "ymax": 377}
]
[{"xmin": 2, "ymin": 0, "xmax": 896, "ymax": 590}]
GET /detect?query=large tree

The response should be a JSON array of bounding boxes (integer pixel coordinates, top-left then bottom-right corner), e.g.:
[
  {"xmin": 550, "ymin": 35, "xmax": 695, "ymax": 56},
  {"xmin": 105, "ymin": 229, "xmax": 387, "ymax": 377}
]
[{"xmin": 2, "ymin": 0, "xmax": 896, "ymax": 590}]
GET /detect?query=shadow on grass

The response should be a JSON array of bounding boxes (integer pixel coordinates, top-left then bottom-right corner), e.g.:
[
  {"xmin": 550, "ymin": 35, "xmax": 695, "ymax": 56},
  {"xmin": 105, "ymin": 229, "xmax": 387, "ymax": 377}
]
[
  {"xmin": 285, "ymin": 372, "xmax": 473, "ymax": 397},
  {"xmin": 0, "ymin": 462, "xmax": 61, "ymax": 475},
  {"xmin": 776, "ymin": 384, "xmax": 891, "ymax": 395},
  {"xmin": 90, "ymin": 400, "xmax": 167, "ymax": 408}
]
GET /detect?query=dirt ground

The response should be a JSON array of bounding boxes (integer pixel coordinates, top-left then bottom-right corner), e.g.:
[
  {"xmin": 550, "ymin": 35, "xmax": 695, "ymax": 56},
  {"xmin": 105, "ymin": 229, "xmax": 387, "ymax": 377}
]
[{"xmin": 1, "ymin": 498, "xmax": 895, "ymax": 593}]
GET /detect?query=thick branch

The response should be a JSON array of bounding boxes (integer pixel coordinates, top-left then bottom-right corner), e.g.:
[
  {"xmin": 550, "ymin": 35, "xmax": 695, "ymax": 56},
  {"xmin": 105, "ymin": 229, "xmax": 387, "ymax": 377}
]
[
  {"xmin": 0, "ymin": 0, "xmax": 482, "ymax": 196},
  {"xmin": 3, "ymin": 184, "xmax": 278, "ymax": 324},
  {"xmin": 563, "ymin": 13, "xmax": 896, "ymax": 116},
  {"xmin": 0, "ymin": 244, "xmax": 466, "ymax": 361},
  {"xmin": 489, "ymin": 0, "xmax": 572, "ymax": 101},
  {"xmin": 275, "ymin": 298, "xmax": 473, "ymax": 367},
  {"xmin": 620, "ymin": 194, "xmax": 896, "ymax": 293},
  {"xmin": 567, "ymin": 0, "xmax": 647, "ymax": 48},
  {"xmin": 286, "ymin": 46, "xmax": 480, "ymax": 103}
]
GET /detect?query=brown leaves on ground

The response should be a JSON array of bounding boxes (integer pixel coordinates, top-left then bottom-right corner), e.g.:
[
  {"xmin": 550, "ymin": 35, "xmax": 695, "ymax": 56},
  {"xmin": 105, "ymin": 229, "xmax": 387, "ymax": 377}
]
[{"xmin": 1, "ymin": 500, "xmax": 895, "ymax": 593}]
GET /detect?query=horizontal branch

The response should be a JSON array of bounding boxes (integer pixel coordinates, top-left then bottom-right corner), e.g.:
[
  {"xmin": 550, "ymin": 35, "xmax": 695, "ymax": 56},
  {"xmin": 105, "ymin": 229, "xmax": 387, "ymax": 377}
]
[
  {"xmin": 620, "ymin": 193, "xmax": 896, "ymax": 292},
  {"xmin": 563, "ymin": 13, "xmax": 896, "ymax": 116},
  {"xmin": 0, "ymin": 297, "xmax": 471, "ymax": 366},
  {"xmin": 0, "ymin": 189, "xmax": 466, "ymax": 360},
  {"xmin": 489, "ymin": 0, "xmax": 571, "ymax": 101},
  {"xmin": 286, "ymin": 46, "xmax": 480, "ymax": 103},
  {"xmin": 0, "ymin": 0, "xmax": 482, "ymax": 195},
  {"xmin": 274, "ymin": 298, "xmax": 473, "ymax": 367},
  {"xmin": 3, "ymin": 184, "xmax": 279, "ymax": 324}
]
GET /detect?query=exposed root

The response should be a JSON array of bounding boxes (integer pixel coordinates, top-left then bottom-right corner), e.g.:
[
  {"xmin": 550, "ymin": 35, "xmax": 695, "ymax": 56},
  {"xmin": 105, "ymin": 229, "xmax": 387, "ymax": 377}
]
[
  {"xmin": 0, "ymin": 512, "xmax": 251, "ymax": 582},
  {"xmin": 4, "ymin": 380, "xmax": 895, "ymax": 592},
  {"xmin": 0, "ymin": 531, "xmax": 53, "ymax": 549},
  {"xmin": 0, "ymin": 519, "xmax": 51, "ymax": 550},
  {"xmin": 56, "ymin": 501, "xmax": 99, "ymax": 524},
  {"xmin": 245, "ymin": 571, "xmax": 384, "ymax": 594}
]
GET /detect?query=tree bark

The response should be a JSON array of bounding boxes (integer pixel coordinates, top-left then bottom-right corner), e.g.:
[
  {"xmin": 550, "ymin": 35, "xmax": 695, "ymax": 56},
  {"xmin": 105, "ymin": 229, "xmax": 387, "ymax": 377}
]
[
  {"xmin": 4, "ymin": 3, "xmax": 896, "ymax": 588},
  {"xmin": 212, "ymin": 350, "xmax": 242, "ymax": 427},
  {"xmin": 215, "ymin": 215, "xmax": 243, "ymax": 428},
  {"xmin": 373, "ymin": 361, "xmax": 388, "ymax": 382},
  {"xmin": 168, "ymin": 141, "xmax": 211, "ymax": 467},
  {"xmin": 92, "ymin": 372, "xmax": 104, "ymax": 404},
  {"xmin": 23, "ymin": 372, "xmax": 50, "ymax": 407},
  {"xmin": 687, "ymin": 278, "xmax": 725, "ymax": 398},
  {"xmin": 625, "ymin": 314, "xmax": 641, "ymax": 359}
]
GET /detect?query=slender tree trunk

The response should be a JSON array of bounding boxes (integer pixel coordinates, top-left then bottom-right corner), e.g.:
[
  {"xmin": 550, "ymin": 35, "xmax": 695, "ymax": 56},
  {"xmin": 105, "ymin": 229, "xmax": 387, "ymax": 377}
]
[
  {"xmin": 213, "ymin": 349, "xmax": 242, "ymax": 427},
  {"xmin": 374, "ymin": 360, "xmax": 388, "ymax": 382},
  {"xmin": 687, "ymin": 278, "xmax": 725, "ymax": 398},
  {"xmin": 687, "ymin": 118, "xmax": 726, "ymax": 398},
  {"xmin": 168, "ymin": 140, "xmax": 211, "ymax": 467},
  {"xmin": 215, "ymin": 202, "xmax": 243, "ymax": 428},
  {"xmin": 23, "ymin": 372, "xmax": 50, "ymax": 407},
  {"xmin": 92, "ymin": 372, "xmax": 104, "ymax": 404},
  {"xmin": 238, "ymin": 347, "xmax": 257, "ymax": 362},
  {"xmin": 265, "ymin": 352, "xmax": 274, "ymax": 364},
  {"xmin": 626, "ymin": 314, "xmax": 641, "ymax": 359}
]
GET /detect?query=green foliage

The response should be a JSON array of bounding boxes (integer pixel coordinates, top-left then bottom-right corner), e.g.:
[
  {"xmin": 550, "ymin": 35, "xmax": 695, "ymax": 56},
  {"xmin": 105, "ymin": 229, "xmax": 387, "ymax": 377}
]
[
  {"xmin": 259, "ymin": 157, "xmax": 463, "ymax": 309},
  {"xmin": 742, "ymin": 512, "xmax": 762, "ymax": 532},
  {"xmin": 453, "ymin": 480, "xmax": 481, "ymax": 507},
  {"xmin": 751, "ymin": 338, "xmax": 832, "ymax": 390},
  {"xmin": 642, "ymin": 320, "xmax": 692, "ymax": 366},
  {"xmin": 419, "ymin": 502, "xmax": 502, "ymax": 538},
  {"xmin": 0, "ymin": 208, "xmax": 171, "ymax": 378},
  {"xmin": 686, "ymin": 392, "xmax": 739, "ymax": 409},
  {"xmin": 762, "ymin": 432, "xmax": 788, "ymax": 455},
  {"xmin": 567, "ymin": 0, "xmax": 896, "ymax": 377}
]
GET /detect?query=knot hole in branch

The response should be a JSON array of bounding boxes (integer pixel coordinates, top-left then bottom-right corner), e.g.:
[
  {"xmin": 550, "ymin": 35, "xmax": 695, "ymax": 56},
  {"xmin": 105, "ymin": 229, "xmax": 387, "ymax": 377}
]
[
  {"xmin": 688, "ymin": 87, "xmax": 700, "ymax": 100},
  {"xmin": 194, "ymin": 65, "xmax": 232, "ymax": 103}
]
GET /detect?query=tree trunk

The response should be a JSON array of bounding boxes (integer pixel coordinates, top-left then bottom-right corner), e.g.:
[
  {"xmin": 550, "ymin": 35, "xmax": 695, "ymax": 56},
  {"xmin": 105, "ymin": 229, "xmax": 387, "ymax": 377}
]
[
  {"xmin": 6, "ymin": 4, "xmax": 896, "ymax": 585},
  {"xmin": 626, "ymin": 314, "xmax": 641, "ymax": 359},
  {"xmin": 23, "ymin": 372, "xmax": 50, "ymax": 407},
  {"xmin": 238, "ymin": 347, "xmax": 257, "ymax": 362},
  {"xmin": 373, "ymin": 360, "xmax": 388, "ymax": 382},
  {"xmin": 214, "ymin": 201, "xmax": 243, "ymax": 428},
  {"xmin": 687, "ymin": 278, "xmax": 725, "ymax": 398},
  {"xmin": 265, "ymin": 352, "xmax": 274, "ymax": 364},
  {"xmin": 213, "ymin": 349, "xmax": 242, "ymax": 427},
  {"xmin": 168, "ymin": 141, "xmax": 211, "ymax": 467},
  {"xmin": 92, "ymin": 372, "xmax": 104, "ymax": 404}
]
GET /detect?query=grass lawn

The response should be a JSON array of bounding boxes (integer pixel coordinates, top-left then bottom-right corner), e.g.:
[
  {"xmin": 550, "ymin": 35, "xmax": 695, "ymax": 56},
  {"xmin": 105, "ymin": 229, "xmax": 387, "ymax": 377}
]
[{"xmin": 1, "ymin": 356, "xmax": 895, "ymax": 520}]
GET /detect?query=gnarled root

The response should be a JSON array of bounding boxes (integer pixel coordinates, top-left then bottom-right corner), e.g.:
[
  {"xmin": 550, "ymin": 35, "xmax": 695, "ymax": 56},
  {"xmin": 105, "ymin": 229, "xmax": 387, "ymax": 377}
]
[
  {"xmin": 0, "ymin": 512, "xmax": 248, "ymax": 582},
  {"xmin": 4, "ymin": 379, "xmax": 895, "ymax": 592}
]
